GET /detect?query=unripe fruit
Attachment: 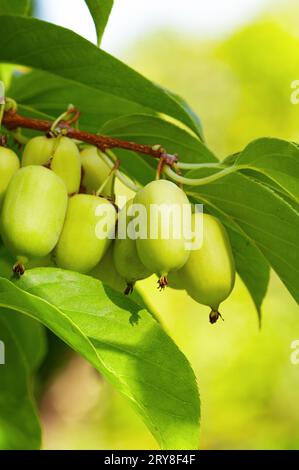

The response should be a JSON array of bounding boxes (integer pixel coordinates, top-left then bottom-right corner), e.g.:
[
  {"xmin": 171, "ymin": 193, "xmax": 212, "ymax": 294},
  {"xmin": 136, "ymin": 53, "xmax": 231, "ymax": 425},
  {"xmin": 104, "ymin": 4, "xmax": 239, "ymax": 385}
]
[
  {"xmin": 1, "ymin": 166, "xmax": 68, "ymax": 260},
  {"xmin": 90, "ymin": 244, "xmax": 127, "ymax": 293},
  {"xmin": 134, "ymin": 180, "xmax": 190, "ymax": 288},
  {"xmin": 54, "ymin": 194, "xmax": 116, "ymax": 273},
  {"xmin": 113, "ymin": 201, "xmax": 152, "ymax": 294},
  {"xmin": 22, "ymin": 136, "xmax": 81, "ymax": 195},
  {"xmin": 22, "ymin": 135, "xmax": 55, "ymax": 166},
  {"xmin": 0, "ymin": 146, "xmax": 20, "ymax": 206},
  {"xmin": 80, "ymin": 146, "xmax": 113, "ymax": 197},
  {"xmin": 177, "ymin": 213, "xmax": 235, "ymax": 323},
  {"xmin": 51, "ymin": 137, "xmax": 81, "ymax": 195}
]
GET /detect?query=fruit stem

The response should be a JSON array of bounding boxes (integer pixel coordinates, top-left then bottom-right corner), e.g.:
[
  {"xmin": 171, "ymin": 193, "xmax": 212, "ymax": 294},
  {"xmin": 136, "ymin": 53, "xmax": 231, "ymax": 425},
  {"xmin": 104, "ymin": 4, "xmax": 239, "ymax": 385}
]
[
  {"xmin": 176, "ymin": 162, "xmax": 222, "ymax": 170},
  {"xmin": 102, "ymin": 150, "xmax": 142, "ymax": 193},
  {"xmin": 163, "ymin": 164, "xmax": 237, "ymax": 186},
  {"xmin": 11, "ymin": 129, "xmax": 29, "ymax": 145},
  {"xmin": 156, "ymin": 153, "xmax": 176, "ymax": 180},
  {"xmin": 50, "ymin": 105, "xmax": 79, "ymax": 134}
]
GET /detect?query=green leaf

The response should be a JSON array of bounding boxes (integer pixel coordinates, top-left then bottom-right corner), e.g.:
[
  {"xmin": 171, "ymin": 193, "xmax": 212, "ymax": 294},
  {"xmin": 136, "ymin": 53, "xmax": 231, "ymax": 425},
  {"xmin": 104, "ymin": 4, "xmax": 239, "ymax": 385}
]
[
  {"xmin": 2, "ymin": 312, "xmax": 47, "ymax": 372},
  {"xmin": 0, "ymin": 269, "xmax": 200, "ymax": 450},
  {"xmin": 0, "ymin": 0, "xmax": 31, "ymax": 15},
  {"xmin": 235, "ymin": 169, "xmax": 299, "ymax": 215},
  {"xmin": 236, "ymin": 138, "xmax": 299, "ymax": 203},
  {"xmin": 84, "ymin": 0, "xmax": 113, "ymax": 46},
  {"xmin": 187, "ymin": 171, "xmax": 299, "ymax": 305},
  {"xmin": 0, "ymin": 0, "xmax": 32, "ymax": 87},
  {"xmin": 101, "ymin": 113, "xmax": 216, "ymax": 184},
  {"xmin": 0, "ymin": 245, "xmax": 47, "ymax": 371},
  {"xmin": 227, "ymin": 229, "xmax": 270, "ymax": 320},
  {"xmin": 0, "ymin": 314, "xmax": 41, "ymax": 449},
  {"xmin": 9, "ymin": 70, "xmax": 152, "ymax": 133},
  {"xmin": 0, "ymin": 15, "xmax": 199, "ymax": 135},
  {"xmin": 164, "ymin": 88, "xmax": 204, "ymax": 141}
]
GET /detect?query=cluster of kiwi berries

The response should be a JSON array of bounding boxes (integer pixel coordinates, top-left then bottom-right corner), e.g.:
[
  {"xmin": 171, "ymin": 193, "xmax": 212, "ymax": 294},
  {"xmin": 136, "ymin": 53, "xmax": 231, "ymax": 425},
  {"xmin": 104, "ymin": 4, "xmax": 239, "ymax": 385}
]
[{"xmin": 0, "ymin": 134, "xmax": 235, "ymax": 323}]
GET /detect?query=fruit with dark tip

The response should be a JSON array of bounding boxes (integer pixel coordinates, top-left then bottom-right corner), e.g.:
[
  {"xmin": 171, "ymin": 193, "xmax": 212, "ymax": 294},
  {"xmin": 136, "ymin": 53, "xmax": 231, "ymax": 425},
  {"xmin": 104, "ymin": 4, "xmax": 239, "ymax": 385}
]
[
  {"xmin": 176, "ymin": 213, "xmax": 235, "ymax": 323},
  {"xmin": 133, "ymin": 180, "xmax": 190, "ymax": 288}
]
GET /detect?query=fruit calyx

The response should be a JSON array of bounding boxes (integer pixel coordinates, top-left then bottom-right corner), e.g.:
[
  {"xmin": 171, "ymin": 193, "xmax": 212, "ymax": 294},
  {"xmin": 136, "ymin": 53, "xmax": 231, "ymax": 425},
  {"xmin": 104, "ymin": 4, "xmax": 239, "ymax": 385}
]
[
  {"xmin": 158, "ymin": 276, "xmax": 168, "ymax": 290},
  {"xmin": 209, "ymin": 309, "xmax": 224, "ymax": 324},
  {"xmin": 12, "ymin": 261, "xmax": 26, "ymax": 278},
  {"xmin": 124, "ymin": 282, "xmax": 135, "ymax": 295}
]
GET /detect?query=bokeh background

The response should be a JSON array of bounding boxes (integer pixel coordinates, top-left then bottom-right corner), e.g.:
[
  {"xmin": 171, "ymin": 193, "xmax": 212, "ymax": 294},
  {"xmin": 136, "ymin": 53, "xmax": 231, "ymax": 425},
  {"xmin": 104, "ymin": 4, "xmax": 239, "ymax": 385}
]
[{"xmin": 35, "ymin": 0, "xmax": 299, "ymax": 449}]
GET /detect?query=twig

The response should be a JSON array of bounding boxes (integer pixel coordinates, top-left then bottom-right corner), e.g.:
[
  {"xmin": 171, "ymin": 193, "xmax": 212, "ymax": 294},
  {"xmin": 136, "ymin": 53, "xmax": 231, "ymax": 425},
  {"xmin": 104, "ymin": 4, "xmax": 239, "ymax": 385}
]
[{"xmin": 2, "ymin": 110, "xmax": 178, "ymax": 165}]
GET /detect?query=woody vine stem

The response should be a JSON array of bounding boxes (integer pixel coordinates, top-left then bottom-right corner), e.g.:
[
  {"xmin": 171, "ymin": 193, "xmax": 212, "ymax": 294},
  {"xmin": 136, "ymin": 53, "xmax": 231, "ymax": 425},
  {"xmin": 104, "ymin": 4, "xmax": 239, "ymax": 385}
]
[{"xmin": 1, "ymin": 102, "xmax": 238, "ymax": 189}]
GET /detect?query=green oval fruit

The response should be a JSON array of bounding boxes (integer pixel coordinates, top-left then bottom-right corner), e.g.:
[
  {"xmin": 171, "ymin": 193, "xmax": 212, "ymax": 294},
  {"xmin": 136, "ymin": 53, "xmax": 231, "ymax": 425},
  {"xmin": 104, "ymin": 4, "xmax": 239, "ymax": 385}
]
[
  {"xmin": 80, "ymin": 146, "xmax": 113, "ymax": 197},
  {"xmin": 178, "ymin": 213, "xmax": 235, "ymax": 323},
  {"xmin": 22, "ymin": 136, "xmax": 81, "ymax": 195},
  {"xmin": 54, "ymin": 194, "xmax": 116, "ymax": 273},
  {"xmin": 22, "ymin": 135, "xmax": 55, "ymax": 166},
  {"xmin": 1, "ymin": 166, "xmax": 68, "ymax": 260},
  {"xmin": 134, "ymin": 180, "xmax": 190, "ymax": 288},
  {"xmin": 113, "ymin": 201, "xmax": 152, "ymax": 294},
  {"xmin": 0, "ymin": 146, "xmax": 20, "ymax": 206},
  {"xmin": 50, "ymin": 137, "xmax": 81, "ymax": 195},
  {"xmin": 90, "ymin": 244, "xmax": 127, "ymax": 293}
]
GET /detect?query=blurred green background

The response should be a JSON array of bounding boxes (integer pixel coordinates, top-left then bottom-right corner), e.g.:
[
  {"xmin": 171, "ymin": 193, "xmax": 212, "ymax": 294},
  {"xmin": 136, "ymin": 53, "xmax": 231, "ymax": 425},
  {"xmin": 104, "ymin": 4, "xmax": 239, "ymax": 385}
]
[{"xmin": 37, "ymin": 0, "xmax": 299, "ymax": 449}]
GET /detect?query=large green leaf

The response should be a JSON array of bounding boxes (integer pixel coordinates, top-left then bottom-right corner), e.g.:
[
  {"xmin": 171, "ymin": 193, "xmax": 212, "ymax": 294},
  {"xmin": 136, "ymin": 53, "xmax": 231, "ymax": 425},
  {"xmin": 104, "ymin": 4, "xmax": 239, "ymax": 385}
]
[
  {"xmin": 9, "ymin": 70, "xmax": 152, "ymax": 133},
  {"xmin": 235, "ymin": 138, "xmax": 299, "ymax": 203},
  {"xmin": 0, "ymin": 245, "xmax": 47, "ymax": 371},
  {"xmin": 0, "ymin": 0, "xmax": 31, "ymax": 15},
  {"xmin": 163, "ymin": 88, "xmax": 204, "ymax": 141},
  {"xmin": 187, "ymin": 171, "xmax": 299, "ymax": 305},
  {"xmin": 0, "ymin": 2, "xmax": 31, "ymax": 87},
  {"xmin": 0, "ymin": 269, "xmax": 200, "ymax": 449},
  {"xmin": 84, "ymin": 0, "xmax": 113, "ymax": 46},
  {"xmin": 0, "ymin": 15, "xmax": 199, "ymax": 135},
  {"xmin": 227, "ymin": 229, "xmax": 270, "ymax": 321},
  {"xmin": 2, "ymin": 312, "xmax": 47, "ymax": 372},
  {"xmin": 0, "ymin": 313, "xmax": 41, "ymax": 449}
]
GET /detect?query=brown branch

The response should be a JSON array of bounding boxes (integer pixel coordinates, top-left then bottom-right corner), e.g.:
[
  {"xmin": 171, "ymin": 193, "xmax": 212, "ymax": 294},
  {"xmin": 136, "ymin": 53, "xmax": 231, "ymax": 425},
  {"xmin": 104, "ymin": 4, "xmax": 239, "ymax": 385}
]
[{"xmin": 2, "ymin": 110, "xmax": 178, "ymax": 166}]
